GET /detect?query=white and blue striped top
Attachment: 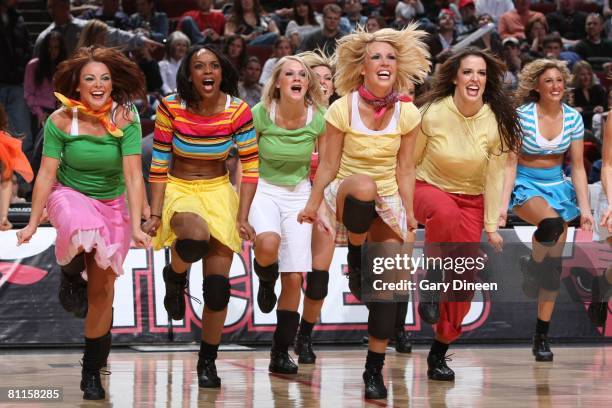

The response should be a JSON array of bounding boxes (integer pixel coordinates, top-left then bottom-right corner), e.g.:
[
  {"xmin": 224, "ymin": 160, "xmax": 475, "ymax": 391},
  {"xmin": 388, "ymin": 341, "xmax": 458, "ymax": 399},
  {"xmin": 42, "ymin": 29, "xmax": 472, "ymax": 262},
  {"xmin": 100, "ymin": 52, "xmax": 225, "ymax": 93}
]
[{"xmin": 518, "ymin": 102, "xmax": 584, "ymax": 155}]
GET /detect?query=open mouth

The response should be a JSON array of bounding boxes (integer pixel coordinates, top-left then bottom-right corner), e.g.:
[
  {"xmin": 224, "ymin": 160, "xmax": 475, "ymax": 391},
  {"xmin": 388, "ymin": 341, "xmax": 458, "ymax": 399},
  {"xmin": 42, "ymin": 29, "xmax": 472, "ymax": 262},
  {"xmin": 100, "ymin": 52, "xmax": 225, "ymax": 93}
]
[
  {"xmin": 290, "ymin": 84, "xmax": 303, "ymax": 94},
  {"xmin": 321, "ymin": 85, "xmax": 328, "ymax": 94},
  {"xmin": 466, "ymin": 85, "xmax": 480, "ymax": 97},
  {"xmin": 202, "ymin": 79, "xmax": 215, "ymax": 92},
  {"xmin": 91, "ymin": 91, "xmax": 105, "ymax": 100},
  {"xmin": 377, "ymin": 70, "xmax": 391, "ymax": 80}
]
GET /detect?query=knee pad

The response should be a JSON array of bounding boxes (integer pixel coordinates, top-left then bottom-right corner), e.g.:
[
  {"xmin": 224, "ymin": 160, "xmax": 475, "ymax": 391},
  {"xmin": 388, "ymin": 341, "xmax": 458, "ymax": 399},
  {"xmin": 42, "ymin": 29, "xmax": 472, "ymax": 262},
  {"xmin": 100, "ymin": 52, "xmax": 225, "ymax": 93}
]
[
  {"xmin": 254, "ymin": 259, "xmax": 279, "ymax": 282},
  {"xmin": 175, "ymin": 239, "xmax": 209, "ymax": 263},
  {"xmin": 305, "ymin": 269, "xmax": 329, "ymax": 300},
  {"xmin": 203, "ymin": 275, "xmax": 230, "ymax": 311},
  {"xmin": 367, "ymin": 302, "xmax": 397, "ymax": 340},
  {"xmin": 539, "ymin": 257, "xmax": 561, "ymax": 291},
  {"xmin": 342, "ymin": 195, "xmax": 376, "ymax": 234},
  {"xmin": 534, "ymin": 217, "xmax": 564, "ymax": 247}
]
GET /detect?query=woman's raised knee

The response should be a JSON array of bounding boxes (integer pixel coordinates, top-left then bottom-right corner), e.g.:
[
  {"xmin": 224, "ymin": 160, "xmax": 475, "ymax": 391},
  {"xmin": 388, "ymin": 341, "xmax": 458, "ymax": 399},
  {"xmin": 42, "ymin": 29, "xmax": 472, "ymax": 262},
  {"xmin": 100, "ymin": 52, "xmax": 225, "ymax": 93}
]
[
  {"xmin": 171, "ymin": 212, "xmax": 210, "ymax": 241},
  {"xmin": 254, "ymin": 233, "xmax": 281, "ymax": 265}
]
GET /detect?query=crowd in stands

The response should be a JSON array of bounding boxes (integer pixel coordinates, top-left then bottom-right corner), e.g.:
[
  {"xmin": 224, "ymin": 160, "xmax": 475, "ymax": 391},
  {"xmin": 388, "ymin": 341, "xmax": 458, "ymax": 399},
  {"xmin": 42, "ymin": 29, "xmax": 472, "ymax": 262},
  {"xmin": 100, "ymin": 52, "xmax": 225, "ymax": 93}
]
[{"xmin": 0, "ymin": 0, "xmax": 611, "ymax": 206}]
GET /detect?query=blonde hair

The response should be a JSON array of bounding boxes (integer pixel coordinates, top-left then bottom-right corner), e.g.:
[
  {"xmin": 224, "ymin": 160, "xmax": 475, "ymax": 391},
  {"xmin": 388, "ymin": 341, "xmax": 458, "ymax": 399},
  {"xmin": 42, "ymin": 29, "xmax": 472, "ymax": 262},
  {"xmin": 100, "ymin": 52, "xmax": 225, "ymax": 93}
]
[
  {"xmin": 297, "ymin": 48, "xmax": 335, "ymax": 74},
  {"xmin": 571, "ymin": 60, "xmax": 594, "ymax": 89},
  {"xmin": 515, "ymin": 58, "xmax": 572, "ymax": 105},
  {"xmin": 334, "ymin": 25, "xmax": 430, "ymax": 96},
  {"xmin": 261, "ymin": 55, "xmax": 324, "ymax": 110}
]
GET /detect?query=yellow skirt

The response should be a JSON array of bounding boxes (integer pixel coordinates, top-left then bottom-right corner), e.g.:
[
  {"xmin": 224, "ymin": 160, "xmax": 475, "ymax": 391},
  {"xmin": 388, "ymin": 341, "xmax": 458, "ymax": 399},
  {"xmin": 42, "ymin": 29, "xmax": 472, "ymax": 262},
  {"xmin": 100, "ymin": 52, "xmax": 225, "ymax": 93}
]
[{"xmin": 153, "ymin": 174, "xmax": 241, "ymax": 253}]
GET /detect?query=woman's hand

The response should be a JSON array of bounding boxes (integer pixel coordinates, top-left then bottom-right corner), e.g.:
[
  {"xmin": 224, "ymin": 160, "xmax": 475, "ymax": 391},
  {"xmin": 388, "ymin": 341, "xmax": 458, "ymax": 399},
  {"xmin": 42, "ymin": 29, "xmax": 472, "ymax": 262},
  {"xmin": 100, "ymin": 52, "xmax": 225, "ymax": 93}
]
[
  {"xmin": 315, "ymin": 203, "xmax": 332, "ymax": 234},
  {"xmin": 0, "ymin": 216, "xmax": 12, "ymax": 231},
  {"xmin": 407, "ymin": 212, "xmax": 418, "ymax": 232},
  {"xmin": 580, "ymin": 211, "xmax": 594, "ymax": 232},
  {"xmin": 297, "ymin": 202, "xmax": 318, "ymax": 224},
  {"xmin": 498, "ymin": 209, "xmax": 508, "ymax": 228},
  {"xmin": 141, "ymin": 203, "xmax": 151, "ymax": 221},
  {"xmin": 132, "ymin": 228, "xmax": 152, "ymax": 248},
  {"xmin": 141, "ymin": 215, "xmax": 161, "ymax": 237},
  {"xmin": 487, "ymin": 231, "xmax": 503, "ymax": 252},
  {"xmin": 16, "ymin": 224, "xmax": 37, "ymax": 245},
  {"xmin": 601, "ymin": 205, "xmax": 612, "ymax": 234},
  {"xmin": 237, "ymin": 218, "xmax": 256, "ymax": 241}
]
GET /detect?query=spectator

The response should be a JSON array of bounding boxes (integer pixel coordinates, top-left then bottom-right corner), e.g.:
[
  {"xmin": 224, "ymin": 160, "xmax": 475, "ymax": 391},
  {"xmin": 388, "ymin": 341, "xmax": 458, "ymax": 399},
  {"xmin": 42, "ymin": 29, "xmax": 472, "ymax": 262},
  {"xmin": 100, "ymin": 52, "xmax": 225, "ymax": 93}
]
[
  {"xmin": 225, "ymin": 0, "xmax": 280, "ymax": 46},
  {"xmin": 340, "ymin": 0, "xmax": 367, "ymax": 33},
  {"xmin": 604, "ymin": 1, "xmax": 611, "ymax": 40},
  {"xmin": 238, "ymin": 57, "xmax": 263, "ymax": 106},
  {"xmin": 159, "ymin": 31, "xmax": 190, "ymax": 96},
  {"xmin": 24, "ymin": 31, "xmax": 66, "ymax": 128},
  {"xmin": 134, "ymin": 46, "xmax": 163, "ymax": 95},
  {"xmin": 546, "ymin": 0, "xmax": 587, "ymax": 42},
  {"xmin": 223, "ymin": 35, "xmax": 248, "ymax": 75},
  {"xmin": 179, "ymin": 0, "xmax": 225, "ymax": 45},
  {"xmin": 501, "ymin": 37, "xmax": 522, "ymax": 89},
  {"xmin": 475, "ymin": 0, "xmax": 514, "ymax": 22},
  {"xmin": 259, "ymin": 36, "xmax": 293, "ymax": 85},
  {"xmin": 394, "ymin": 0, "xmax": 425, "ymax": 29},
  {"xmin": 129, "ymin": 0, "xmax": 169, "ymax": 43},
  {"xmin": 285, "ymin": 0, "xmax": 322, "ymax": 50},
  {"xmin": 457, "ymin": 0, "xmax": 479, "ymax": 37},
  {"xmin": 542, "ymin": 33, "xmax": 581, "ymax": 69},
  {"xmin": 366, "ymin": 15, "xmax": 387, "ymax": 32},
  {"xmin": 592, "ymin": 89, "xmax": 612, "ymax": 143},
  {"xmin": 299, "ymin": 4, "xmax": 345, "ymax": 55},
  {"xmin": 524, "ymin": 16, "xmax": 549, "ymax": 57},
  {"xmin": 35, "ymin": 0, "xmax": 161, "ymax": 58},
  {"xmin": 575, "ymin": 13, "xmax": 612, "ymax": 71},
  {"xmin": 498, "ymin": 0, "xmax": 545, "ymax": 40},
  {"xmin": 472, "ymin": 13, "xmax": 503, "ymax": 56},
  {"xmin": 0, "ymin": 0, "xmax": 32, "ymax": 154},
  {"xmin": 75, "ymin": 19, "xmax": 108, "ymax": 49},
  {"xmin": 427, "ymin": 9, "xmax": 457, "ymax": 64},
  {"xmin": 572, "ymin": 60, "xmax": 608, "ymax": 130},
  {"xmin": 81, "ymin": 0, "xmax": 130, "ymax": 30}
]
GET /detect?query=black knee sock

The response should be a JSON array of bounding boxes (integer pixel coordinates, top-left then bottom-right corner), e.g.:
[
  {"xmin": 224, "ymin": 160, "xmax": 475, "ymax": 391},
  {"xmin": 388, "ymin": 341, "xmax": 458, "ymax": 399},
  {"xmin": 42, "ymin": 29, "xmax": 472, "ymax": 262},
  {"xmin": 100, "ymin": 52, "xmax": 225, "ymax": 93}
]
[
  {"xmin": 429, "ymin": 340, "xmax": 449, "ymax": 357},
  {"xmin": 395, "ymin": 302, "xmax": 408, "ymax": 331},
  {"xmin": 347, "ymin": 241, "xmax": 362, "ymax": 270},
  {"xmin": 298, "ymin": 319, "xmax": 315, "ymax": 337},
  {"xmin": 536, "ymin": 318, "xmax": 550, "ymax": 335},
  {"xmin": 165, "ymin": 264, "xmax": 187, "ymax": 281},
  {"xmin": 83, "ymin": 332, "xmax": 111, "ymax": 372},
  {"xmin": 365, "ymin": 350, "xmax": 385, "ymax": 370},
  {"xmin": 62, "ymin": 252, "xmax": 86, "ymax": 277},
  {"xmin": 199, "ymin": 341, "xmax": 219, "ymax": 361},
  {"xmin": 272, "ymin": 310, "xmax": 300, "ymax": 353}
]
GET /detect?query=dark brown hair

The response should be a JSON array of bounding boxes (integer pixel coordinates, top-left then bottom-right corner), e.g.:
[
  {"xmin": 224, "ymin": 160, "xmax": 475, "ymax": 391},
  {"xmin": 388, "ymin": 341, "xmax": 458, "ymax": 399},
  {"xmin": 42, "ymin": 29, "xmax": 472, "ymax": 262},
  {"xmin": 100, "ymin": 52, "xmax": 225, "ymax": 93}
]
[
  {"xmin": 0, "ymin": 104, "xmax": 8, "ymax": 132},
  {"xmin": 54, "ymin": 46, "xmax": 146, "ymax": 107},
  {"xmin": 418, "ymin": 47, "xmax": 522, "ymax": 153}
]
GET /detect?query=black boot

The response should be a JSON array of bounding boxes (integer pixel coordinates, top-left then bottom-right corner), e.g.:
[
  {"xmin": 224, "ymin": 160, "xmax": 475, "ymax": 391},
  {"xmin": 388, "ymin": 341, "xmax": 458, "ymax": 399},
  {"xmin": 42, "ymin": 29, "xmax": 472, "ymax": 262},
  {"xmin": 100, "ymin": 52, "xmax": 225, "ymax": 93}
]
[
  {"xmin": 163, "ymin": 265, "xmax": 188, "ymax": 320},
  {"xmin": 363, "ymin": 366, "xmax": 387, "ymax": 399},
  {"xmin": 520, "ymin": 255, "xmax": 541, "ymax": 299},
  {"xmin": 254, "ymin": 260, "xmax": 279, "ymax": 314},
  {"xmin": 395, "ymin": 329, "xmax": 412, "ymax": 354},
  {"xmin": 269, "ymin": 348, "xmax": 298, "ymax": 374},
  {"xmin": 58, "ymin": 253, "xmax": 88, "ymax": 318},
  {"xmin": 427, "ymin": 353, "xmax": 455, "ymax": 381},
  {"xmin": 588, "ymin": 275, "xmax": 610, "ymax": 327},
  {"xmin": 81, "ymin": 332, "xmax": 111, "ymax": 400},
  {"xmin": 532, "ymin": 333, "xmax": 554, "ymax": 362},
  {"xmin": 418, "ymin": 269, "xmax": 441, "ymax": 324},
  {"xmin": 346, "ymin": 242, "xmax": 362, "ymax": 301},
  {"xmin": 197, "ymin": 341, "xmax": 221, "ymax": 388},
  {"xmin": 294, "ymin": 333, "xmax": 316, "ymax": 364}
]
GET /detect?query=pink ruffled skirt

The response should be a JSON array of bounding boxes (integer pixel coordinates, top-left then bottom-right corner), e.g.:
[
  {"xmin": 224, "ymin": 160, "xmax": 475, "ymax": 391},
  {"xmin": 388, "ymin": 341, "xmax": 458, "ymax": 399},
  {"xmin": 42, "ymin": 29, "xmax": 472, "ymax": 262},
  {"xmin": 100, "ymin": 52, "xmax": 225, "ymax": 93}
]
[{"xmin": 47, "ymin": 183, "xmax": 131, "ymax": 277}]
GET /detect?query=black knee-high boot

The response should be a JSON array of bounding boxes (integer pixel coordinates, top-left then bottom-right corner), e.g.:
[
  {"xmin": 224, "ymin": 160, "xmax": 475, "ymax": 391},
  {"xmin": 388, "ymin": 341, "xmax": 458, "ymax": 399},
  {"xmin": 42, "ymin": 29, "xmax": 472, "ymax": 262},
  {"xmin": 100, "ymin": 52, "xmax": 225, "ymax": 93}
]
[
  {"xmin": 59, "ymin": 252, "xmax": 88, "ymax": 318},
  {"xmin": 270, "ymin": 310, "xmax": 299, "ymax": 374},
  {"xmin": 197, "ymin": 341, "xmax": 221, "ymax": 388},
  {"xmin": 394, "ymin": 302, "xmax": 412, "ymax": 353},
  {"xmin": 81, "ymin": 332, "xmax": 111, "ymax": 400}
]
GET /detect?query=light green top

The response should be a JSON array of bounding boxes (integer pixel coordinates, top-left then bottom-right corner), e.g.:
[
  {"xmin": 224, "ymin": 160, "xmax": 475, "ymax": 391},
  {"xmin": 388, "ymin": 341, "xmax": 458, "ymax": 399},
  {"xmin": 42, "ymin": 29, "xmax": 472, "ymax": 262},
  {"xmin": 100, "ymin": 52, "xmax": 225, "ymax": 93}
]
[
  {"xmin": 252, "ymin": 102, "xmax": 325, "ymax": 186},
  {"xmin": 42, "ymin": 113, "xmax": 142, "ymax": 199}
]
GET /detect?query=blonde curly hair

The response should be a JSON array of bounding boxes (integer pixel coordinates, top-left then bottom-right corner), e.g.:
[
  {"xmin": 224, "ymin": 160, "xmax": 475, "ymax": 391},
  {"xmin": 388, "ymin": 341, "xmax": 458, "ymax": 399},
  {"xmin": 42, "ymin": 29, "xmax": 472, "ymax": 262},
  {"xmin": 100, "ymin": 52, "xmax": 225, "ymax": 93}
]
[
  {"xmin": 515, "ymin": 58, "xmax": 572, "ymax": 106},
  {"xmin": 260, "ymin": 55, "xmax": 324, "ymax": 110},
  {"xmin": 333, "ymin": 25, "xmax": 430, "ymax": 96}
]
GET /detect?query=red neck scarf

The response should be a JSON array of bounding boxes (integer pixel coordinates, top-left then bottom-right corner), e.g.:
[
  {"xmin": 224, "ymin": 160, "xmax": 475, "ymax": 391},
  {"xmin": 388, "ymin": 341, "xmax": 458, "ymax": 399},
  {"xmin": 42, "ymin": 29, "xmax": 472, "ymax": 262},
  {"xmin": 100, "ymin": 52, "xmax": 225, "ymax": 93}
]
[
  {"xmin": 357, "ymin": 85, "xmax": 412, "ymax": 119},
  {"xmin": 54, "ymin": 92, "xmax": 123, "ymax": 137}
]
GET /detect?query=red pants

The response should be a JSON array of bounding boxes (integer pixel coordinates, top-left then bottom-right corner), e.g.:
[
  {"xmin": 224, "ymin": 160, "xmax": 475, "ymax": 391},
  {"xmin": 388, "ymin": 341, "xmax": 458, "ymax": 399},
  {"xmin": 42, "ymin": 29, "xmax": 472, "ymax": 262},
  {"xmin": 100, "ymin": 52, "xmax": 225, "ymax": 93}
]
[{"xmin": 414, "ymin": 180, "xmax": 484, "ymax": 343}]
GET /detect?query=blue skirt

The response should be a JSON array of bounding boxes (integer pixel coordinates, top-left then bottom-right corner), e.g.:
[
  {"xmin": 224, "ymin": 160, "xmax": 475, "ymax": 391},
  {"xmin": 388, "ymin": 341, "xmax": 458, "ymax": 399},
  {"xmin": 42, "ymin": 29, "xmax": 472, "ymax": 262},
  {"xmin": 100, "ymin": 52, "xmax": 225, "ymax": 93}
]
[{"xmin": 509, "ymin": 165, "xmax": 579, "ymax": 222}]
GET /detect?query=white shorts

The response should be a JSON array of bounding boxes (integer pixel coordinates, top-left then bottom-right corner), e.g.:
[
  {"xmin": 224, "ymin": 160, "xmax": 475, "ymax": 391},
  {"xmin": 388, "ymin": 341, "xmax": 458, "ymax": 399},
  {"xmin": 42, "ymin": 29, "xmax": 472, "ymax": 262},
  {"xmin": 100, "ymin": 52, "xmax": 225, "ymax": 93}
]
[
  {"xmin": 248, "ymin": 178, "xmax": 312, "ymax": 272},
  {"xmin": 594, "ymin": 189, "xmax": 610, "ymax": 241}
]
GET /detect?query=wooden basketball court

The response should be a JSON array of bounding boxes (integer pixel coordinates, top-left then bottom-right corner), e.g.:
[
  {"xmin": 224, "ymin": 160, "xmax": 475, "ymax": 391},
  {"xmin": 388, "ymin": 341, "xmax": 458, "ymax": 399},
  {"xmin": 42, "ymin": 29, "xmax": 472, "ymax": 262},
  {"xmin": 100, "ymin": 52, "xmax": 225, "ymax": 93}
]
[{"xmin": 1, "ymin": 344, "xmax": 610, "ymax": 406}]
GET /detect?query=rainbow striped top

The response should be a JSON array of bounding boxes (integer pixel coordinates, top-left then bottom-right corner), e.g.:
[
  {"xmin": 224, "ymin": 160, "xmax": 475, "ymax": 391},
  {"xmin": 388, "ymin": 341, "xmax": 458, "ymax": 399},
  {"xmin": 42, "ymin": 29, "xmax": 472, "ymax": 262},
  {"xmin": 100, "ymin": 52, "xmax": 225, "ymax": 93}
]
[{"xmin": 150, "ymin": 94, "xmax": 259, "ymax": 183}]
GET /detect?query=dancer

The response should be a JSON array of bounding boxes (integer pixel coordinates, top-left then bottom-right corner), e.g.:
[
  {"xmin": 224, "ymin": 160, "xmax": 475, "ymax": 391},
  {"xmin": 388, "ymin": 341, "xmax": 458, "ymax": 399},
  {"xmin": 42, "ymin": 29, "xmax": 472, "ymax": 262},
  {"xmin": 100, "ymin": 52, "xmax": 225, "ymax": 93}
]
[
  {"xmin": 16, "ymin": 46, "xmax": 150, "ymax": 400},
  {"xmin": 501, "ymin": 59, "xmax": 593, "ymax": 361},
  {"xmin": 589, "ymin": 108, "xmax": 612, "ymax": 326},
  {"xmin": 415, "ymin": 48, "xmax": 522, "ymax": 380},
  {"xmin": 142, "ymin": 45, "xmax": 258, "ymax": 388},
  {"xmin": 294, "ymin": 49, "xmax": 337, "ymax": 364},
  {"xmin": 298, "ymin": 27, "xmax": 430, "ymax": 399},
  {"xmin": 249, "ymin": 55, "xmax": 325, "ymax": 374}
]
